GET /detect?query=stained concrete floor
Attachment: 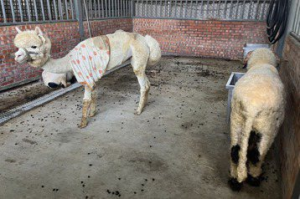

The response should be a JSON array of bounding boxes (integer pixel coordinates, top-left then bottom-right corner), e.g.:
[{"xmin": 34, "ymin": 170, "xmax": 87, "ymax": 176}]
[{"xmin": 0, "ymin": 57, "xmax": 281, "ymax": 199}]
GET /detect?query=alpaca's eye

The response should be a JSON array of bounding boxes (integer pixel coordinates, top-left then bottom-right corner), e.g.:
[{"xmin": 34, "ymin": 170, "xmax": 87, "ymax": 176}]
[{"xmin": 31, "ymin": 46, "xmax": 37, "ymax": 49}]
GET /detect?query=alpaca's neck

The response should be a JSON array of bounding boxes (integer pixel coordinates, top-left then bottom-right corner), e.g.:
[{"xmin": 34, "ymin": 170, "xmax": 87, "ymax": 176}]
[{"xmin": 42, "ymin": 55, "xmax": 72, "ymax": 73}]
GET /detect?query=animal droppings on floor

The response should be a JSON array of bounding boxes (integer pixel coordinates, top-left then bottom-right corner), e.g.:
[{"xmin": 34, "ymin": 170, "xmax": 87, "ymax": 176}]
[{"xmin": 0, "ymin": 57, "xmax": 281, "ymax": 199}]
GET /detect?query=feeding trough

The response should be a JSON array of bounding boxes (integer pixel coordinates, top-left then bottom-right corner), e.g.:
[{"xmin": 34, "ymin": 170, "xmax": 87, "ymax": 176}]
[
  {"xmin": 243, "ymin": 43, "xmax": 270, "ymax": 58},
  {"xmin": 225, "ymin": 72, "xmax": 245, "ymax": 123}
]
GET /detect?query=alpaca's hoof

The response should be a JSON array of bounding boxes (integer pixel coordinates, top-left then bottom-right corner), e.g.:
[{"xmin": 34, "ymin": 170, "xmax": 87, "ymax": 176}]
[
  {"xmin": 78, "ymin": 120, "xmax": 88, "ymax": 128},
  {"xmin": 89, "ymin": 111, "xmax": 96, "ymax": 117},
  {"xmin": 246, "ymin": 174, "xmax": 261, "ymax": 187},
  {"xmin": 228, "ymin": 178, "xmax": 243, "ymax": 191},
  {"xmin": 134, "ymin": 109, "xmax": 142, "ymax": 115}
]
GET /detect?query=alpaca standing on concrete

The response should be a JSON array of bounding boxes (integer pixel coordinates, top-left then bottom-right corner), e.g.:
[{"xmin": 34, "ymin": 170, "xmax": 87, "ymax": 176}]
[
  {"xmin": 228, "ymin": 48, "xmax": 285, "ymax": 191},
  {"xmin": 13, "ymin": 27, "xmax": 161, "ymax": 128}
]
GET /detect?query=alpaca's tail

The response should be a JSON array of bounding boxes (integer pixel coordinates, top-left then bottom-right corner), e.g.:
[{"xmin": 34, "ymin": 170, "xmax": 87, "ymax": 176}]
[{"xmin": 145, "ymin": 35, "xmax": 161, "ymax": 66}]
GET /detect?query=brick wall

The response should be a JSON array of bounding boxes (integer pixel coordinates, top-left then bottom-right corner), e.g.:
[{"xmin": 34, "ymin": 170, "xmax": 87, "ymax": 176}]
[
  {"xmin": 279, "ymin": 34, "xmax": 300, "ymax": 199},
  {"xmin": 0, "ymin": 18, "xmax": 132, "ymax": 91},
  {"xmin": 133, "ymin": 18, "xmax": 268, "ymax": 60}
]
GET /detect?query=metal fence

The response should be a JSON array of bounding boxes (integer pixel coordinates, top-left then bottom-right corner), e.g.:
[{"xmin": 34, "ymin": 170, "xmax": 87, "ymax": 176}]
[
  {"xmin": 291, "ymin": 0, "xmax": 300, "ymax": 39},
  {"xmin": 133, "ymin": 0, "xmax": 271, "ymax": 21},
  {"xmin": 83, "ymin": 0, "xmax": 132, "ymax": 20},
  {"xmin": 0, "ymin": 0, "xmax": 77, "ymax": 24},
  {"xmin": 0, "ymin": 0, "xmax": 272, "ymax": 25}
]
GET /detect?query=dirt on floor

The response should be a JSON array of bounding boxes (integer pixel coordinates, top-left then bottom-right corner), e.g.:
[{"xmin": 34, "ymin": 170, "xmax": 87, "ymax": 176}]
[
  {"xmin": 0, "ymin": 80, "xmax": 53, "ymax": 113},
  {"xmin": 0, "ymin": 57, "xmax": 281, "ymax": 199}
]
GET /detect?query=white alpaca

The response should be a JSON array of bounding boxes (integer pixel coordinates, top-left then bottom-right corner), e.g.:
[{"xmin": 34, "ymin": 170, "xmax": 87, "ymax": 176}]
[
  {"xmin": 42, "ymin": 71, "xmax": 74, "ymax": 88},
  {"xmin": 14, "ymin": 27, "xmax": 161, "ymax": 128},
  {"xmin": 228, "ymin": 48, "xmax": 285, "ymax": 191}
]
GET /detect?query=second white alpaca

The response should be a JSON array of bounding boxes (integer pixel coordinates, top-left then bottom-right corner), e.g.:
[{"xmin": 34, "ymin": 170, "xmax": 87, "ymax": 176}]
[{"xmin": 228, "ymin": 48, "xmax": 285, "ymax": 191}]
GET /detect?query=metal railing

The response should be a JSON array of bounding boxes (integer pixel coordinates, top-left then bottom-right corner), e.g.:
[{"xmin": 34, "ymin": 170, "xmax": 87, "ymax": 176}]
[
  {"xmin": 83, "ymin": 0, "xmax": 132, "ymax": 20},
  {"xmin": 133, "ymin": 0, "xmax": 271, "ymax": 21},
  {"xmin": 291, "ymin": 0, "xmax": 300, "ymax": 39},
  {"xmin": 0, "ymin": 0, "xmax": 77, "ymax": 25}
]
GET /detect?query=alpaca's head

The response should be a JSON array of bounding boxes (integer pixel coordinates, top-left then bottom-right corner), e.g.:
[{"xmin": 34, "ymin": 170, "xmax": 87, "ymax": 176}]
[
  {"xmin": 244, "ymin": 48, "xmax": 279, "ymax": 70},
  {"xmin": 14, "ymin": 27, "xmax": 51, "ymax": 68}
]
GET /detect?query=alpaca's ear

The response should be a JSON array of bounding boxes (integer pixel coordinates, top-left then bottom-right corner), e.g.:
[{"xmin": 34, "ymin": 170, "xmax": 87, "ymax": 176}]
[
  {"xmin": 35, "ymin": 27, "xmax": 43, "ymax": 36},
  {"xmin": 15, "ymin": 27, "xmax": 22, "ymax": 33}
]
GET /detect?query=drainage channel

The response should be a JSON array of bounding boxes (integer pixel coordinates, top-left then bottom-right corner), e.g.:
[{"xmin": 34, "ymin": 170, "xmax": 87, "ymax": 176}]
[{"xmin": 0, "ymin": 61, "xmax": 130, "ymax": 125}]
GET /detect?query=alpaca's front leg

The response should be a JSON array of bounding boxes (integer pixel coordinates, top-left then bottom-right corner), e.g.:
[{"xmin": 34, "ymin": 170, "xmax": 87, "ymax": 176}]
[
  {"xmin": 89, "ymin": 89, "xmax": 97, "ymax": 117},
  {"xmin": 79, "ymin": 86, "xmax": 92, "ymax": 128}
]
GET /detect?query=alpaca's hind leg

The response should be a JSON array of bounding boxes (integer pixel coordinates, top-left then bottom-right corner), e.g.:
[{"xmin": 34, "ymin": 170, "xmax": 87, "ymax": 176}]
[
  {"xmin": 130, "ymin": 36, "xmax": 151, "ymax": 115},
  {"xmin": 135, "ymin": 71, "xmax": 150, "ymax": 115},
  {"xmin": 79, "ymin": 86, "xmax": 92, "ymax": 128},
  {"xmin": 89, "ymin": 89, "xmax": 97, "ymax": 117},
  {"xmin": 247, "ymin": 127, "xmax": 276, "ymax": 186},
  {"xmin": 228, "ymin": 111, "xmax": 243, "ymax": 191}
]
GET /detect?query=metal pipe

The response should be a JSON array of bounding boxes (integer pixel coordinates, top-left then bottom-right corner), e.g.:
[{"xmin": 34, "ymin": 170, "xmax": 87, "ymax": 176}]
[
  {"xmin": 83, "ymin": 0, "xmax": 92, "ymax": 37},
  {"xmin": 58, "ymin": 0, "xmax": 63, "ymax": 20},
  {"xmin": 70, "ymin": 0, "xmax": 74, "ymax": 19},
  {"xmin": 17, "ymin": 0, "xmax": 23, "ymax": 22},
  {"xmin": 65, "ymin": 0, "xmax": 69, "ymax": 20},
  {"xmin": 9, "ymin": 0, "xmax": 15, "ymax": 22},
  {"xmin": 39, "ymin": 0, "xmax": 45, "ymax": 21},
  {"xmin": 25, "ymin": 0, "xmax": 31, "ymax": 21}
]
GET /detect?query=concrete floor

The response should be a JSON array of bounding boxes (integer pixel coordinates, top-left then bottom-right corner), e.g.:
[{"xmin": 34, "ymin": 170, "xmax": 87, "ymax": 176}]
[{"xmin": 0, "ymin": 57, "xmax": 281, "ymax": 199}]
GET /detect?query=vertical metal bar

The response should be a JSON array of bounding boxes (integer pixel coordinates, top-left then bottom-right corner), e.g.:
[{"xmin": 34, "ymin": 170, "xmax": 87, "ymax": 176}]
[
  {"xmin": 165, "ymin": 0, "xmax": 168, "ymax": 17},
  {"xmin": 25, "ymin": 0, "xmax": 31, "ymax": 21},
  {"xmin": 101, "ymin": 0, "xmax": 104, "ymax": 17},
  {"xmin": 194, "ymin": 0, "xmax": 199, "ymax": 18},
  {"xmin": 58, "ymin": 0, "xmax": 63, "ymax": 20},
  {"xmin": 224, "ymin": 0, "xmax": 228, "ymax": 18},
  {"xmin": 254, "ymin": 0, "xmax": 260, "ymax": 20},
  {"xmin": 235, "ymin": 0, "xmax": 239, "ymax": 19},
  {"xmin": 206, "ymin": 0, "xmax": 209, "ymax": 18},
  {"xmin": 53, "ymin": 0, "xmax": 58, "ymax": 20},
  {"xmin": 200, "ymin": 0, "xmax": 204, "ymax": 19},
  {"xmin": 174, "ymin": 0, "xmax": 178, "ymax": 17},
  {"xmin": 109, "ymin": 0, "xmax": 111, "ymax": 17},
  {"xmin": 0, "ymin": 0, "xmax": 6, "ymax": 23},
  {"xmin": 151, "ymin": 0, "xmax": 154, "ymax": 17},
  {"xmin": 46, "ymin": 0, "xmax": 52, "ymax": 20},
  {"xmin": 248, "ymin": 0, "xmax": 252, "ymax": 19},
  {"xmin": 294, "ymin": 2, "xmax": 300, "ymax": 33},
  {"xmin": 9, "ymin": 0, "xmax": 16, "ymax": 22},
  {"xmin": 33, "ymin": 0, "xmax": 38, "ymax": 21},
  {"xmin": 65, "ymin": 0, "xmax": 69, "ymax": 20},
  {"xmin": 212, "ymin": 0, "xmax": 215, "ymax": 18},
  {"xmin": 179, "ymin": 0, "xmax": 183, "ymax": 18},
  {"xmin": 97, "ymin": 0, "xmax": 100, "ymax": 18},
  {"xmin": 117, "ymin": 0, "xmax": 120, "ymax": 17},
  {"xmin": 40, "ymin": 0, "xmax": 45, "ymax": 21},
  {"xmin": 105, "ymin": 0, "xmax": 108, "ymax": 17},
  {"xmin": 160, "ymin": 0, "xmax": 163, "ymax": 17},
  {"xmin": 75, "ymin": 0, "xmax": 84, "ymax": 39},
  {"xmin": 229, "ymin": 0, "xmax": 233, "ymax": 19},
  {"xmin": 120, "ymin": 0, "xmax": 123, "ymax": 16},
  {"xmin": 112, "ymin": 0, "xmax": 115, "ymax": 17},
  {"xmin": 190, "ymin": 0, "xmax": 194, "ymax": 18},
  {"xmin": 70, "ymin": 0, "xmax": 74, "ymax": 19},
  {"xmin": 260, "ymin": 0, "xmax": 266, "ymax": 20},
  {"xmin": 241, "ymin": 0, "xmax": 246, "ymax": 19},
  {"xmin": 184, "ymin": 0, "xmax": 188, "ymax": 18},
  {"xmin": 17, "ymin": 0, "xmax": 23, "ymax": 22},
  {"xmin": 217, "ymin": 0, "xmax": 221, "ymax": 18}
]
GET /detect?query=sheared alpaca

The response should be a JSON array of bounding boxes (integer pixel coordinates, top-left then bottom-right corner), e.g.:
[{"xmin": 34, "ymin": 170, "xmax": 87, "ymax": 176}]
[
  {"xmin": 14, "ymin": 27, "xmax": 161, "ymax": 128},
  {"xmin": 228, "ymin": 48, "xmax": 285, "ymax": 191}
]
